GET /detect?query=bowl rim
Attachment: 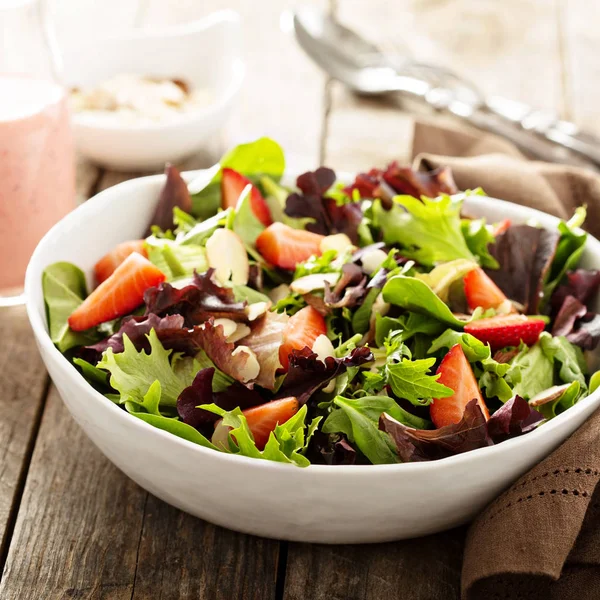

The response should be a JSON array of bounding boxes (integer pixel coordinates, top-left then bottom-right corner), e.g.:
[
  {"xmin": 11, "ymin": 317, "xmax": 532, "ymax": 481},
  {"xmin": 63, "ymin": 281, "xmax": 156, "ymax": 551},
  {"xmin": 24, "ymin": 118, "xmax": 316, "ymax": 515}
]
[{"xmin": 24, "ymin": 168, "xmax": 600, "ymax": 475}]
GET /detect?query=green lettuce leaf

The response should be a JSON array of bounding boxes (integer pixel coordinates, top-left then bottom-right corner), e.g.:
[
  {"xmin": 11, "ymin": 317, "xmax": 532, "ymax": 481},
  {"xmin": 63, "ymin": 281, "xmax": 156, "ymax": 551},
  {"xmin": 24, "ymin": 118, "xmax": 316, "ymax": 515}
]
[
  {"xmin": 538, "ymin": 332, "xmax": 587, "ymax": 388},
  {"xmin": 544, "ymin": 207, "xmax": 587, "ymax": 303},
  {"xmin": 461, "ymin": 218, "xmax": 499, "ymax": 269},
  {"xmin": 189, "ymin": 138, "xmax": 285, "ymax": 219},
  {"xmin": 97, "ymin": 330, "xmax": 198, "ymax": 408},
  {"xmin": 42, "ymin": 262, "xmax": 100, "ymax": 352},
  {"xmin": 428, "ymin": 329, "xmax": 491, "ymax": 362},
  {"xmin": 322, "ymin": 395, "xmax": 400, "ymax": 464},
  {"xmin": 375, "ymin": 312, "xmax": 445, "ymax": 347},
  {"xmin": 373, "ymin": 194, "xmax": 475, "ymax": 266},
  {"xmin": 233, "ymin": 185, "xmax": 266, "ymax": 248},
  {"xmin": 382, "ymin": 275, "xmax": 469, "ymax": 328},
  {"xmin": 200, "ymin": 403, "xmax": 319, "ymax": 467},
  {"xmin": 535, "ymin": 380, "xmax": 581, "ymax": 420},
  {"xmin": 178, "ymin": 209, "xmax": 232, "ymax": 246},
  {"xmin": 352, "ymin": 287, "xmax": 380, "ymax": 334},
  {"xmin": 146, "ymin": 237, "xmax": 207, "ymax": 280},
  {"xmin": 509, "ymin": 343, "xmax": 554, "ymax": 400}
]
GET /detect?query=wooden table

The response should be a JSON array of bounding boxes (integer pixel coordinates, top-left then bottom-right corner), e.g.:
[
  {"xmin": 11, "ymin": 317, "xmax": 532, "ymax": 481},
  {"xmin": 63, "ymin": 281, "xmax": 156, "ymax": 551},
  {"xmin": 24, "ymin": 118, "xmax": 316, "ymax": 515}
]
[{"xmin": 0, "ymin": 1, "xmax": 598, "ymax": 598}]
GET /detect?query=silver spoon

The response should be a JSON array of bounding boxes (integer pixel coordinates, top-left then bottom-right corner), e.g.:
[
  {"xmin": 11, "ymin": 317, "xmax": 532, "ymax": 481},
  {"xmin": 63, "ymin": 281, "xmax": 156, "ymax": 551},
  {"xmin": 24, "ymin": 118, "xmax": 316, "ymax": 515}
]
[{"xmin": 293, "ymin": 6, "xmax": 600, "ymax": 170}]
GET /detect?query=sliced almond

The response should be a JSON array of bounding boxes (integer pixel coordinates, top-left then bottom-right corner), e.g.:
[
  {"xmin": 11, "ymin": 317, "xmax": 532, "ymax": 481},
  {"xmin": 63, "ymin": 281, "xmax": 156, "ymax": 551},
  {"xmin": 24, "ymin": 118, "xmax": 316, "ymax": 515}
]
[
  {"xmin": 529, "ymin": 384, "xmax": 571, "ymax": 407},
  {"xmin": 228, "ymin": 323, "xmax": 251, "ymax": 343},
  {"xmin": 213, "ymin": 317, "xmax": 238, "ymax": 339},
  {"xmin": 232, "ymin": 345, "xmax": 260, "ymax": 382},
  {"xmin": 211, "ymin": 420, "xmax": 231, "ymax": 450},
  {"xmin": 320, "ymin": 233, "xmax": 355, "ymax": 256},
  {"xmin": 290, "ymin": 273, "xmax": 339, "ymax": 295},
  {"xmin": 205, "ymin": 228, "xmax": 249, "ymax": 285},
  {"xmin": 312, "ymin": 334, "xmax": 335, "ymax": 362},
  {"xmin": 369, "ymin": 293, "xmax": 390, "ymax": 330},
  {"xmin": 246, "ymin": 301, "xmax": 269, "ymax": 321},
  {"xmin": 360, "ymin": 248, "xmax": 388, "ymax": 275},
  {"xmin": 269, "ymin": 283, "xmax": 291, "ymax": 304},
  {"xmin": 170, "ymin": 276, "xmax": 195, "ymax": 289}
]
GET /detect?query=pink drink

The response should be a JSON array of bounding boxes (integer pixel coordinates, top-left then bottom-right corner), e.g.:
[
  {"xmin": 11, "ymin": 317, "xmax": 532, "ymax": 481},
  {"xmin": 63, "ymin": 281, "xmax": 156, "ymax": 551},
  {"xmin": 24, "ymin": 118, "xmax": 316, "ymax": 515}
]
[{"xmin": 0, "ymin": 75, "xmax": 75, "ymax": 293}]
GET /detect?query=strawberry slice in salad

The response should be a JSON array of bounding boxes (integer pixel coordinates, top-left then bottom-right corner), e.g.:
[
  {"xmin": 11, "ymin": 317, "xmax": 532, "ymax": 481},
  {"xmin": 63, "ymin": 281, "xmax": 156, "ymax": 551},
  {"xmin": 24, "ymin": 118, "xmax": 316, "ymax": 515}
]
[
  {"xmin": 69, "ymin": 253, "xmax": 165, "ymax": 331},
  {"xmin": 465, "ymin": 315, "xmax": 546, "ymax": 351},
  {"xmin": 256, "ymin": 222, "xmax": 324, "ymax": 270},
  {"xmin": 212, "ymin": 397, "xmax": 300, "ymax": 450},
  {"xmin": 94, "ymin": 240, "xmax": 147, "ymax": 284},
  {"xmin": 278, "ymin": 306, "xmax": 327, "ymax": 371},
  {"xmin": 430, "ymin": 344, "xmax": 490, "ymax": 428},
  {"xmin": 221, "ymin": 168, "xmax": 273, "ymax": 227}
]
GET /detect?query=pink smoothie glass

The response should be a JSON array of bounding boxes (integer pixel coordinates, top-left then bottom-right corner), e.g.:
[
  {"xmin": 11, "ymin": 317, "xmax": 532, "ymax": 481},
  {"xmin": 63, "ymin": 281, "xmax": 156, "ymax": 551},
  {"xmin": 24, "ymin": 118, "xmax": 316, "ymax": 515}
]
[{"xmin": 0, "ymin": 0, "xmax": 76, "ymax": 305}]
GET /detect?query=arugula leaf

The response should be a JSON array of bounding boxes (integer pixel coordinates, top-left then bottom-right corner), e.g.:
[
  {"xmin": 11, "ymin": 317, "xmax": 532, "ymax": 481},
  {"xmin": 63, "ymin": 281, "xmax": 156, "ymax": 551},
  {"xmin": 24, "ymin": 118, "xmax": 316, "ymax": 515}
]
[
  {"xmin": 461, "ymin": 218, "xmax": 499, "ymax": 269},
  {"xmin": 385, "ymin": 355, "xmax": 453, "ymax": 406},
  {"xmin": 98, "ymin": 330, "xmax": 198, "ymax": 408},
  {"xmin": 428, "ymin": 329, "xmax": 490, "ymax": 362},
  {"xmin": 382, "ymin": 275, "xmax": 468, "ymax": 328},
  {"xmin": 42, "ymin": 262, "xmax": 100, "ymax": 352},
  {"xmin": 189, "ymin": 138, "xmax": 285, "ymax": 219},
  {"xmin": 201, "ymin": 403, "xmax": 318, "ymax": 467},
  {"xmin": 373, "ymin": 194, "xmax": 475, "ymax": 266},
  {"xmin": 322, "ymin": 396, "xmax": 399, "ymax": 464}
]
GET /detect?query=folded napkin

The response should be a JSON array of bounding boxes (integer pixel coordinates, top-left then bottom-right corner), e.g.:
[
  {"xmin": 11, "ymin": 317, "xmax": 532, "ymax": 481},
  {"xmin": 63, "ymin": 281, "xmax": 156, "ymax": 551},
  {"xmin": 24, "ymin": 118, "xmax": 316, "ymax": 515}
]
[{"xmin": 411, "ymin": 119, "xmax": 600, "ymax": 600}]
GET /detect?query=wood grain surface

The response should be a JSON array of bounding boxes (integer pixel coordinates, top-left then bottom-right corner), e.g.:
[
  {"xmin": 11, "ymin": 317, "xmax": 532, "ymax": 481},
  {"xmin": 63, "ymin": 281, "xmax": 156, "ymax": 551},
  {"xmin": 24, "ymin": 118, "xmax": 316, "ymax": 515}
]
[{"xmin": 0, "ymin": 0, "xmax": 598, "ymax": 598}]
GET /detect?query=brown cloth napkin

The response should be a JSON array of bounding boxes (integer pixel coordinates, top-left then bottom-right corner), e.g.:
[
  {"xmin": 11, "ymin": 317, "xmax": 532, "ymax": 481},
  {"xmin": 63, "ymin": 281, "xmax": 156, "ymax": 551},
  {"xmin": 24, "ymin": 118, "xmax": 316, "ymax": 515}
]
[{"xmin": 411, "ymin": 119, "xmax": 600, "ymax": 600}]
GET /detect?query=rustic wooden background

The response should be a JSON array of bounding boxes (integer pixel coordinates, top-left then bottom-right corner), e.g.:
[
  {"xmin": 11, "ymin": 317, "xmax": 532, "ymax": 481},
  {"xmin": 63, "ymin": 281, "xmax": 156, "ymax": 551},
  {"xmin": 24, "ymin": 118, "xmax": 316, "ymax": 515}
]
[{"xmin": 1, "ymin": 0, "xmax": 598, "ymax": 598}]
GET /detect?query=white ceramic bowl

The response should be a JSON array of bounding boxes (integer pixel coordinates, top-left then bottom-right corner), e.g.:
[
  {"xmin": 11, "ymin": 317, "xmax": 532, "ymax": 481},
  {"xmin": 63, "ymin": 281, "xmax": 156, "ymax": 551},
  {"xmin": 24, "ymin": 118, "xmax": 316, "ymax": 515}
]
[
  {"xmin": 25, "ymin": 171, "xmax": 600, "ymax": 543},
  {"xmin": 60, "ymin": 11, "xmax": 244, "ymax": 171}
]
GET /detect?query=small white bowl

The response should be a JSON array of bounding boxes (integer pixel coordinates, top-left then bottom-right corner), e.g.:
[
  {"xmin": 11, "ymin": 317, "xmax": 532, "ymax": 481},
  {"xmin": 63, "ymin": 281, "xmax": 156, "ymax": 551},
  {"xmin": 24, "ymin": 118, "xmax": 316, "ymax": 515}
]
[
  {"xmin": 25, "ymin": 171, "xmax": 600, "ymax": 543},
  {"xmin": 61, "ymin": 11, "xmax": 244, "ymax": 171}
]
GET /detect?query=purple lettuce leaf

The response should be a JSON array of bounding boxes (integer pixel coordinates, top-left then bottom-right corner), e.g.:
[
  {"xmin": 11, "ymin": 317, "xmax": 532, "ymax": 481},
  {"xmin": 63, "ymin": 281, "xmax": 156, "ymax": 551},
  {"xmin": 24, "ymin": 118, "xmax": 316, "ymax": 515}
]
[
  {"xmin": 144, "ymin": 268, "xmax": 247, "ymax": 327},
  {"xmin": 486, "ymin": 395, "xmax": 544, "ymax": 443},
  {"xmin": 277, "ymin": 346, "xmax": 373, "ymax": 405},
  {"xmin": 81, "ymin": 314, "xmax": 185, "ymax": 363},
  {"xmin": 344, "ymin": 163, "xmax": 458, "ymax": 201},
  {"xmin": 380, "ymin": 399, "xmax": 492, "ymax": 462},
  {"xmin": 551, "ymin": 269, "xmax": 600, "ymax": 313},
  {"xmin": 324, "ymin": 263, "xmax": 367, "ymax": 309},
  {"xmin": 485, "ymin": 224, "xmax": 560, "ymax": 313},
  {"xmin": 177, "ymin": 367, "xmax": 265, "ymax": 428},
  {"xmin": 144, "ymin": 164, "xmax": 192, "ymax": 236},
  {"xmin": 284, "ymin": 167, "xmax": 363, "ymax": 243},
  {"xmin": 566, "ymin": 313, "xmax": 600, "ymax": 350},
  {"xmin": 310, "ymin": 431, "xmax": 357, "ymax": 465},
  {"xmin": 552, "ymin": 295, "xmax": 587, "ymax": 337}
]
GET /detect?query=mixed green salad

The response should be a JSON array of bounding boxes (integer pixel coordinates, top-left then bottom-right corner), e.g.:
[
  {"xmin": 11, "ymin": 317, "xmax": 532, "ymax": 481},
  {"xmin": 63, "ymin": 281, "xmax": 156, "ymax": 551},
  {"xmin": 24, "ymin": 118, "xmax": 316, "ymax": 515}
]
[{"xmin": 43, "ymin": 138, "xmax": 600, "ymax": 466}]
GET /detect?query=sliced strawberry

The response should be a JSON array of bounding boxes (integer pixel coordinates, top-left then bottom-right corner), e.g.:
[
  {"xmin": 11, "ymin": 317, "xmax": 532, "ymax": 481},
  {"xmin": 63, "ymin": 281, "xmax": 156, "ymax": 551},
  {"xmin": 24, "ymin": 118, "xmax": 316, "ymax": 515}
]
[
  {"xmin": 463, "ymin": 267, "xmax": 510, "ymax": 311},
  {"xmin": 68, "ymin": 253, "xmax": 165, "ymax": 331},
  {"xmin": 493, "ymin": 218, "xmax": 511, "ymax": 236},
  {"xmin": 94, "ymin": 240, "xmax": 147, "ymax": 284},
  {"xmin": 256, "ymin": 222, "xmax": 324, "ymax": 270},
  {"xmin": 278, "ymin": 306, "xmax": 327, "ymax": 371},
  {"xmin": 430, "ymin": 344, "xmax": 490, "ymax": 428},
  {"xmin": 221, "ymin": 168, "xmax": 272, "ymax": 226},
  {"xmin": 464, "ymin": 315, "xmax": 546, "ymax": 351},
  {"xmin": 212, "ymin": 397, "xmax": 300, "ymax": 450}
]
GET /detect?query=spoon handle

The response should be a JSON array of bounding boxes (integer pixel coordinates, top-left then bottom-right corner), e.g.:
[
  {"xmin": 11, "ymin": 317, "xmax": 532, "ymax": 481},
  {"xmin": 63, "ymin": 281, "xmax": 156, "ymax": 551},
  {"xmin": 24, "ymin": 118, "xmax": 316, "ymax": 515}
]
[{"xmin": 484, "ymin": 96, "xmax": 600, "ymax": 168}]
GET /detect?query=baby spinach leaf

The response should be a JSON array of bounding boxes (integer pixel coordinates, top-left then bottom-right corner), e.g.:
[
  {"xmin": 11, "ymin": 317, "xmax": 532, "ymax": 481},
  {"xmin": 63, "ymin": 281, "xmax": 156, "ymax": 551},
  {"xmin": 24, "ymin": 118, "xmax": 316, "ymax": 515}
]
[
  {"xmin": 42, "ymin": 262, "xmax": 100, "ymax": 352},
  {"xmin": 382, "ymin": 275, "xmax": 468, "ymax": 328}
]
